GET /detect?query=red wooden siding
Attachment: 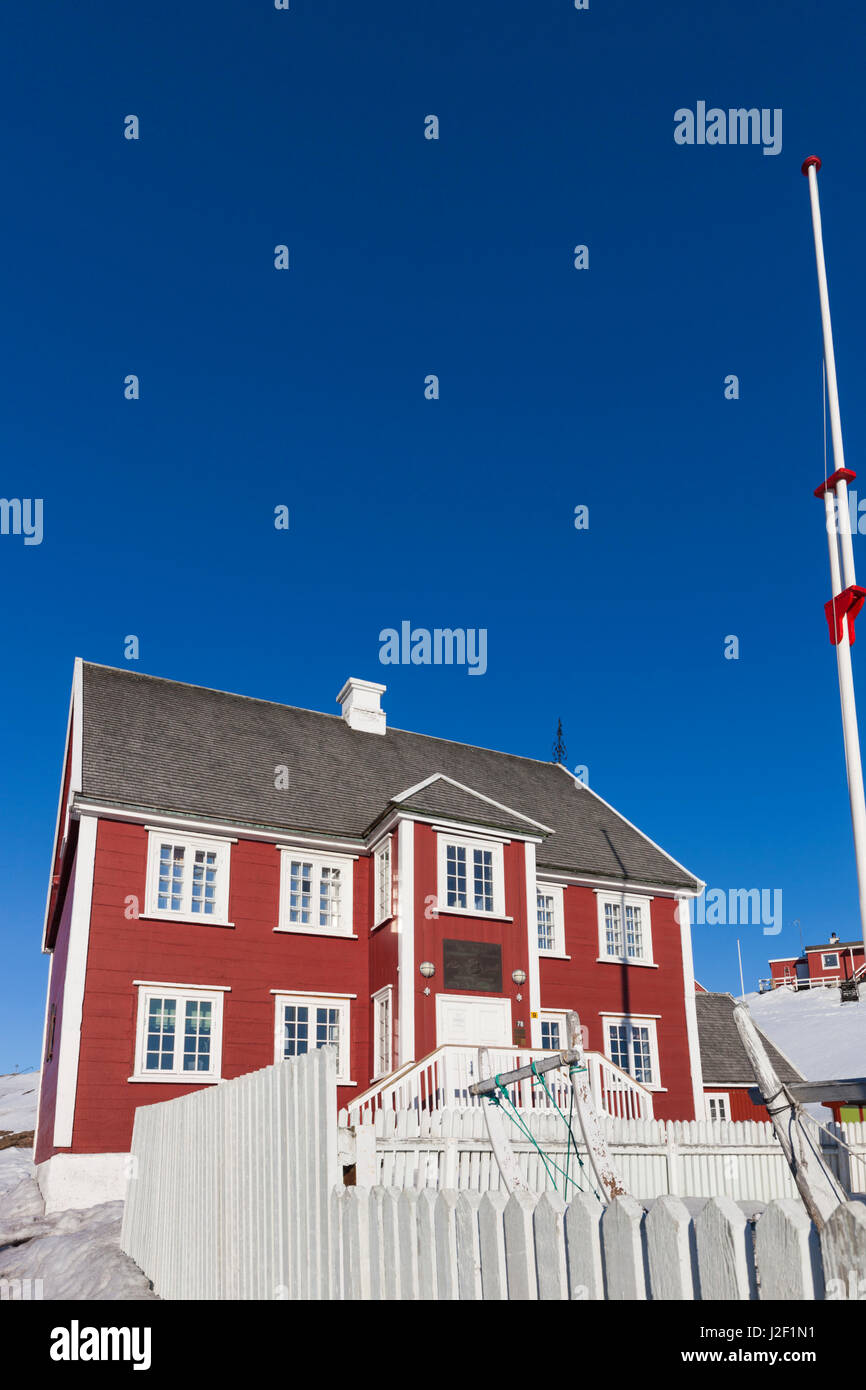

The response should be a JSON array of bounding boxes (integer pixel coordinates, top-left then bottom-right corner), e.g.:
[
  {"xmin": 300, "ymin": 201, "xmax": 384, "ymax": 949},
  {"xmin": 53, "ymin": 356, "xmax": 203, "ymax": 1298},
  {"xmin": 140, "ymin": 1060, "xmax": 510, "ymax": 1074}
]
[
  {"xmin": 704, "ymin": 1086, "xmax": 768, "ymax": 1123},
  {"xmin": 539, "ymin": 886, "xmax": 695, "ymax": 1121},
  {"xmin": 38, "ymin": 813, "xmax": 702, "ymax": 1161},
  {"xmin": 46, "ymin": 820, "xmax": 371, "ymax": 1158}
]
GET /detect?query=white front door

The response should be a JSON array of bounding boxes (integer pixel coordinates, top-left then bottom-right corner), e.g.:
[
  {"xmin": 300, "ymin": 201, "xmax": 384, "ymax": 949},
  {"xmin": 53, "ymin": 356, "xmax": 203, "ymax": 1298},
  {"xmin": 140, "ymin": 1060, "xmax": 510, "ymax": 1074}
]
[{"xmin": 436, "ymin": 994, "xmax": 512, "ymax": 1047}]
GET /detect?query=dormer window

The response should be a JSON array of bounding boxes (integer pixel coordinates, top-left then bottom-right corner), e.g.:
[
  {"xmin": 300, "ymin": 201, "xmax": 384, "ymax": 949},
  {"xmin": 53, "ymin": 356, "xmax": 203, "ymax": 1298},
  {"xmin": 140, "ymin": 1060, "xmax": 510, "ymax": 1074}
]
[{"xmin": 436, "ymin": 833, "xmax": 505, "ymax": 918}]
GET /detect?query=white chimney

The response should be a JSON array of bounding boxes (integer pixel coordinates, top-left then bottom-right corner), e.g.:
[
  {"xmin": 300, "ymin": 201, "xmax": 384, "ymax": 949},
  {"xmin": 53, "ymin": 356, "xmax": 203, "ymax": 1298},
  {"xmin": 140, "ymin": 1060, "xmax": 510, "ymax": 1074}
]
[{"xmin": 337, "ymin": 678, "xmax": 387, "ymax": 735}]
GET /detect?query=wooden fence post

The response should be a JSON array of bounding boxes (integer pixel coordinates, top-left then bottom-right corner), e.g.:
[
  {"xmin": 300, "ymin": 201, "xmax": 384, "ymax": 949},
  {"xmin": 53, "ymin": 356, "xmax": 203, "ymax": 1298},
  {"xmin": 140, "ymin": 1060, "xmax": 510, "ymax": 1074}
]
[
  {"xmin": 503, "ymin": 1190, "xmax": 539, "ymax": 1300},
  {"xmin": 565, "ymin": 1192, "xmax": 605, "ymax": 1300},
  {"xmin": 342, "ymin": 1188, "xmax": 372, "ymax": 1300},
  {"xmin": 820, "ymin": 1200, "xmax": 866, "ymax": 1300},
  {"xmin": 645, "ymin": 1195, "xmax": 697, "ymax": 1300},
  {"xmin": 755, "ymin": 1199, "xmax": 823, "ymax": 1300},
  {"xmin": 534, "ymin": 1191, "xmax": 569, "ymax": 1300},
  {"xmin": 478, "ymin": 1191, "xmax": 509, "ymax": 1300},
  {"xmin": 380, "ymin": 1188, "xmax": 402, "ymax": 1300},
  {"xmin": 434, "ymin": 1190, "xmax": 460, "ymax": 1299},
  {"xmin": 397, "ymin": 1188, "xmax": 421, "ymax": 1300},
  {"xmin": 416, "ymin": 1188, "xmax": 439, "ymax": 1300},
  {"xmin": 602, "ymin": 1196, "xmax": 647, "ymax": 1300},
  {"xmin": 455, "ymin": 1192, "xmax": 484, "ymax": 1299},
  {"xmin": 694, "ymin": 1196, "xmax": 756, "ymax": 1300}
]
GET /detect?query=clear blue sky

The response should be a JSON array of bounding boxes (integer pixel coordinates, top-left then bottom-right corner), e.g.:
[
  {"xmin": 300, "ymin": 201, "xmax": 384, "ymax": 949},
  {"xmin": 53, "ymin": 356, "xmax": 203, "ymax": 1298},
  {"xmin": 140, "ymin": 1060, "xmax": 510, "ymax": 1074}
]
[{"xmin": 3, "ymin": 0, "xmax": 866, "ymax": 1071}]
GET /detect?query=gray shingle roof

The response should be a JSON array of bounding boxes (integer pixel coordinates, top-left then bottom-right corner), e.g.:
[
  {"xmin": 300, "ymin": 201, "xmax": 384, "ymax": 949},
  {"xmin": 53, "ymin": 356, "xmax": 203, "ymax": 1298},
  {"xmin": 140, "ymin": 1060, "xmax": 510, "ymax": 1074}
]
[
  {"xmin": 394, "ymin": 775, "xmax": 552, "ymax": 837},
  {"xmin": 696, "ymin": 993, "xmax": 804, "ymax": 1085},
  {"xmin": 78, "ymin": 663, "xmax": 701, "ymax": 890}
]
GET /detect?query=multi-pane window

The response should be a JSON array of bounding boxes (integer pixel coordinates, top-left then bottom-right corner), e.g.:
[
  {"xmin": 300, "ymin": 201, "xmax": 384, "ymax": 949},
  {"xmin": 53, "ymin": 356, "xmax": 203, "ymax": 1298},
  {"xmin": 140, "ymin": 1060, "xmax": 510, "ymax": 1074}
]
[
  {"xmin": 605, "ymin": 1018, "xmax": 657, "ymax": 1087},
  {"xmin": 277, "ymin": 850, "xmax": 354, "ymax": 936},
  {"xmin": 133, "ymin": 986, "xmax": 225, "ymax": 1081},
  {"xmin": 706, "ymin": 1094, "xmax": 729, "ymax": 1121},
  {"xmin": 145, "ymin": 831, "xmax": 231, "ymax": 924},
  {"xmin": 273, "ymin": 994, "xmax": 350, "ymax": 1081},
  {"xmin": 822, "ymin": 952, "xmax": 840, "ymax": 970},
  {"xmin": 540, "ymin": 1016, "xmax": 563, "ymax": 1051},
  {"xmin": 598, "ymin": 894, "xmax": 652, "ymax": 964},
  {"xmin": 438, "ymin": 836, "xmax": 504, "ymax": 917},
  {"xmin": 536, "ymin": 884, "xmax": 565, "ymax": 955},
  {"xmin": 374, "ymin": 839, "xmax": 392, "ymax": 924},
  {"xmin": 373, "ymin": 986, "xmax": 393, "ymax": 1078}
]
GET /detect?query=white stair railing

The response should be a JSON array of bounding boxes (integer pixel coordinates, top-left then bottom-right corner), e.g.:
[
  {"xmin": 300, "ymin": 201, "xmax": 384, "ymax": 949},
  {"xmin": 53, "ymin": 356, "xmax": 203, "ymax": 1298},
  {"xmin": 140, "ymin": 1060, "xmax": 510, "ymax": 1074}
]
[{"xmin": 347, "ymin": 1044, "xmax": 653, "ymax": 1126}]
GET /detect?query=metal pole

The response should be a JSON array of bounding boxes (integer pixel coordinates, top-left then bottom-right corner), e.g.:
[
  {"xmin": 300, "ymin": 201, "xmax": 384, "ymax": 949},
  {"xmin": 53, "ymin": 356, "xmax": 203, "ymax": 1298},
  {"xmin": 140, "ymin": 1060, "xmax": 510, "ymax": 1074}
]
[
  {"xmin": 803, "ymin": 156, "xmax": 866, "ymax": 952},
  {"xmin": 737, "ymin": 938, "xmax": 745, "ymax": 999}
]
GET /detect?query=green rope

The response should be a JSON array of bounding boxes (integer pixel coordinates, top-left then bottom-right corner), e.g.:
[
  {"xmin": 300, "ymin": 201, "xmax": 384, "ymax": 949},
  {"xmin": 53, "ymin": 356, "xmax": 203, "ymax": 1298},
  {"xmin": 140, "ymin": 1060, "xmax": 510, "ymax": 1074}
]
[
  {"xmin": 491, "ymin": 1075, "xmax": 562, "ymax": 1192},
  {"xmin": 488, "ymin": 1064, "xmax": 603, "ymax": 1202}
]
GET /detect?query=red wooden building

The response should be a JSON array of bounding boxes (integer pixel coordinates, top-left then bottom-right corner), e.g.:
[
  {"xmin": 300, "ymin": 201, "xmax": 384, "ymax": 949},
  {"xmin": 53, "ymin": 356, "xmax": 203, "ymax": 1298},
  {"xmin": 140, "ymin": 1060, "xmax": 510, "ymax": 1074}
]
[
  {"xmin": 767, "ymin": 933, "xmax": 866, "ymax": 991},
  {"xmin": 35, "ymin": 661, "xmax": 709, "ymax": 1209}
]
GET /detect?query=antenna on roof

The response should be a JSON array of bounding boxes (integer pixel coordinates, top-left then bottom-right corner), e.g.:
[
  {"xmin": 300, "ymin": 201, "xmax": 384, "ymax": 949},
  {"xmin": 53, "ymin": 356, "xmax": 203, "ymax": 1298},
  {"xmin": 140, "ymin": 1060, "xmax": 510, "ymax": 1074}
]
[{"xmin": 551, "ymin": 717, "xmax": 568, "ymax": 765}]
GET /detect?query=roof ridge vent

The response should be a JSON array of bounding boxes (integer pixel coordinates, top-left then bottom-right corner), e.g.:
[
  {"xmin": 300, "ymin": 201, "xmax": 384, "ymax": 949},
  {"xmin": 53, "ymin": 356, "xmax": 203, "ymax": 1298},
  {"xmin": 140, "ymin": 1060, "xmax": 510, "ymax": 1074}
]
[{"xmin": 337, "ymin": 677, "xmax": 387, "ymax": 735}]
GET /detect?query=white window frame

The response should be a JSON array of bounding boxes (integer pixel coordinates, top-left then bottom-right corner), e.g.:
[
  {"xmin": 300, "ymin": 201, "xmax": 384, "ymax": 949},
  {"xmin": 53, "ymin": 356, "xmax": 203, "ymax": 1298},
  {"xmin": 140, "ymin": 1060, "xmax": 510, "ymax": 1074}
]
[
  {"xmin": 536, "ymin": 882, "xmax": 566, "ymax": 957},
  {"xmin": 601, "ymin": 1014, "xmax": 662, "ymax": 1090},
  {"xmin": 705, "ymin": 1092, "xmax": 730, "ymax": 1121},
  {"xmin": 275, "ymin": 847, "xmax": 356, "ymax": 938},
  {"xmin": 144, "ymin": 829, "xmax": 233, "ymax": 925},
  {"xmin": 131, "ymin": 983, "xmax": 227, "ymax": 1083},
  {"xmin": 596, "ymin": 891, "xmax": 654, "ymax": 966},
  {"xmin": 822, "ymin": 952, "xmax": 840, "ymax": 970},
  {"xmin": 538, "ymin": 1010, "xmax": 569, "ymax": 1052},
  {"xmin": 436, "ymin": 832, "xmax": 506, "ymax": 918},
  {"xmin": 373, "ymin": 837, "xmax": 393, "ymax": 927},
  {"xmin": 372, "ymin": 985, "xmax": 394, "ymax": 1080},
  {"xmin": 272, "ymin": 992, "xmax": 352, "ymax": 1083}
]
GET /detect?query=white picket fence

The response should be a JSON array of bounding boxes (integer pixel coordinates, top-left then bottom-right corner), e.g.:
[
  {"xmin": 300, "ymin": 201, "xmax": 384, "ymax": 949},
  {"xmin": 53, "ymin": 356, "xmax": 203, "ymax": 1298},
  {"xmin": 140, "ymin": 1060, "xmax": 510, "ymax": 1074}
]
[
  {"xmin": 119, "ymin": 1049, "xmax": 866, "ymax": 1300},
  {"xmin": 120, "ymin": 1049, "xmax": 340, "ymax": 1300},
  {"xmin": 332, "ymin": 1184, "xmax": 866, "ymax": 1300},
  {"xmin": 340, "ymin": 1106, "xmax": 866, "ymax": 1204}
]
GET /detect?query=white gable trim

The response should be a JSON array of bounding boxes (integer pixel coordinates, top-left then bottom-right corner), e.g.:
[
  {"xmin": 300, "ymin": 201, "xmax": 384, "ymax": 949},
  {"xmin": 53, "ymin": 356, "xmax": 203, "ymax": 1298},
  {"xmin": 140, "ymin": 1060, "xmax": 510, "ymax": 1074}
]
[
  {"xmin": 392, "ymin": 772, "xmax": 555, "ymax": 835},
  {"xmin": 53, "ymin": 813, "xmax": 98, "ymax": 1148},
  {"xmin": 41, "ymin": 660, "xmax": 83, "ymax": 953}
]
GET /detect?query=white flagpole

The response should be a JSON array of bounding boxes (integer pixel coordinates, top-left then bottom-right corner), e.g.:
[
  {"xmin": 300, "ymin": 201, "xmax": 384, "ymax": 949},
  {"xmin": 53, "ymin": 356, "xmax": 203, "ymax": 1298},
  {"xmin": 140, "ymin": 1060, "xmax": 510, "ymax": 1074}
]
[{"xmin": 803, "ymin": 156, "xmax": 866, "ymax": 953}]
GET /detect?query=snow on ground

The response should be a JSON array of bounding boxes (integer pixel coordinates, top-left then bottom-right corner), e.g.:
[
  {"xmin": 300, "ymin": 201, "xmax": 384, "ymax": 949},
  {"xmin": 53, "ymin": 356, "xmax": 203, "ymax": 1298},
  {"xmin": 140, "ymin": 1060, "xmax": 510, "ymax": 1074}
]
[
  {"xmin": 746, "ymin": 986, "xmax": 866, "ymax": 1084},
  {"xmin": 0, "ymin": 1157, "xmax": 156, "ymax": 1300},
  {"xmin": 0, "ymin": 1071, "xmax": 39, "ymax": 1133},
  {"xmin": 0, "ymin": 1072, "xmax": 155, "ymax": 1299}
]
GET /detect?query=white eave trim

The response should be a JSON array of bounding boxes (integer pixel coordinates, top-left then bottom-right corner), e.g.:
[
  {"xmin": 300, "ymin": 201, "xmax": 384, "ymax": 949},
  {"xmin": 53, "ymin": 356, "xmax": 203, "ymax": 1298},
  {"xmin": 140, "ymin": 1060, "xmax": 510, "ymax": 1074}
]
[
  {"xmin": 41, "ymin": 659, "xmax": 83, "ymax": 953},
  {"xmin": 537, "ymin": 868, "xmax": 697, "ymax": 897},
  {"xmin": 72, "ymin": 801, "xmax": 366, "ymax": 855}
]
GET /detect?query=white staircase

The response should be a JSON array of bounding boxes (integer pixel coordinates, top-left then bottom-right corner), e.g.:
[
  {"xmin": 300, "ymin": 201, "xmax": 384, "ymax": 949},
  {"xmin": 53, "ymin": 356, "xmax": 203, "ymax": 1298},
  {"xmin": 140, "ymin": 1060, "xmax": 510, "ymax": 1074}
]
[{"xmin": 347, "ymin": 1044, "xmax": 654, "ymax": 1126}]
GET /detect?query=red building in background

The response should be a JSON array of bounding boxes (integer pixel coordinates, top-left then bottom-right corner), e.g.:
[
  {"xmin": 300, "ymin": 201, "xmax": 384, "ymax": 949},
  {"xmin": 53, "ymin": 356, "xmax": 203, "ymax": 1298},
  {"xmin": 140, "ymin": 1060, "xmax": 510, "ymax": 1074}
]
[
  {"xmin": 767, "ymin": 933, "xmax": 866, "ymax": 991},
  {"xmin": 35, "ymin": 661, "xmax": 708, "ymax": 1210}
]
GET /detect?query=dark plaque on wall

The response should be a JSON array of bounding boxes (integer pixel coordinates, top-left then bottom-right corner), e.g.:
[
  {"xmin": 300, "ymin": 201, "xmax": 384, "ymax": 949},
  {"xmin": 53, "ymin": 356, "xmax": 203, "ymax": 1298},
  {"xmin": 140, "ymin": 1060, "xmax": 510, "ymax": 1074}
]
[{"xmin": 442, "ymin": 940, "xmax": 503, "ymax": 993}]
